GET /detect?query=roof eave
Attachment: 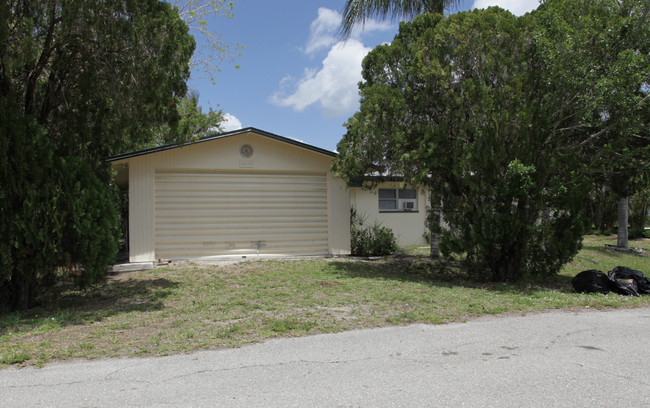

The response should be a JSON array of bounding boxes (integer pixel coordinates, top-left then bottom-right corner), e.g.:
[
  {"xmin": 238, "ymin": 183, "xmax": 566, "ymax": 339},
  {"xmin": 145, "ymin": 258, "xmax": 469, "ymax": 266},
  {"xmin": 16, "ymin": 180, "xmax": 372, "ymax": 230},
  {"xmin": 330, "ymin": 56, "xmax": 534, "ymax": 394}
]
[{"xmin": 106, "ymin": 127, "xmax": 337, "ymax": 162}]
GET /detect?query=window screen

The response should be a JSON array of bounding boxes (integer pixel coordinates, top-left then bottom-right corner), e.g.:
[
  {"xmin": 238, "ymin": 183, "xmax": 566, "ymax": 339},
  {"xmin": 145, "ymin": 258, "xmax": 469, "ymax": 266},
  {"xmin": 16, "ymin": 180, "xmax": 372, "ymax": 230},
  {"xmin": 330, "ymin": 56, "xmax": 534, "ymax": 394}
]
[
  {"xmin": 378, "ymin": 188, "xmax": 417, "ymax": 211},
  {"xmin": 378, "ymin": 189, "xmax": 397, "ymax": 209}
]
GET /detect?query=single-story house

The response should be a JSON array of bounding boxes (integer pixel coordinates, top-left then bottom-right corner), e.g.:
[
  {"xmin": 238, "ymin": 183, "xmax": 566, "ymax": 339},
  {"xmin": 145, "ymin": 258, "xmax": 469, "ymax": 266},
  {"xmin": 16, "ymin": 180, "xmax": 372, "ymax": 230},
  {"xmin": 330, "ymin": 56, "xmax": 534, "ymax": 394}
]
[{"xmin": 109, "ymin": 128, "xmax": 428, "ymax": 262}]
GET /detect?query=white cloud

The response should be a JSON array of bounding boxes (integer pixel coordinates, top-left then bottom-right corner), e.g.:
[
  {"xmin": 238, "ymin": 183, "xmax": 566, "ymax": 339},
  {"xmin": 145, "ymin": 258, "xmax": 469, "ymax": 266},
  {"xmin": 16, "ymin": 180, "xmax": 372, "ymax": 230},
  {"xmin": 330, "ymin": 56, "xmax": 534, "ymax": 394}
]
[
  {"xmin": 220, "ymin": 113, "xmax": 242, "ymax": 132},
  {"xmin": 304, "ymin": 8, "xmax": 341, "ymax": 55},
  {"xmin": 270, "ymin": 39, "xmax": 371, "ymax": 118},
  {"xmin": 272, "ymin": 8, "xmax": 393, "ymax": 118},
  {"xmin": 304, "ymin": 7, "xmax": 393, "ymax": 55},
  {"xmin": 472, "ymin": 0, "xmax": 540, "ymax": 16}
]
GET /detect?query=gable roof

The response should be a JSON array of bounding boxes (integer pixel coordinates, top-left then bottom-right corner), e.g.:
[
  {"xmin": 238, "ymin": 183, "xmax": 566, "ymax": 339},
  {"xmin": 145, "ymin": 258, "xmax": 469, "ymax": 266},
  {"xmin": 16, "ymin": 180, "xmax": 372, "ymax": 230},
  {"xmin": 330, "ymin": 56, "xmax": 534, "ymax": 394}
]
[{"xmin": 107, "ymin": 127, "xmax": 337, "ymax": 162}]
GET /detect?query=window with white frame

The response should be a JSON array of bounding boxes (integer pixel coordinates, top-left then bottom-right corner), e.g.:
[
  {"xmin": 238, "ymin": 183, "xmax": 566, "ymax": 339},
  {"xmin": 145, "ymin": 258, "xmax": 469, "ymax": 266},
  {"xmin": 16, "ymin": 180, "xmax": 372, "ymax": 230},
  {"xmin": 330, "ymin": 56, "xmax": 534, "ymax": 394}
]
[{"xmin": 378, "ymin": 188, "xmax": 417, "ymax": 211}]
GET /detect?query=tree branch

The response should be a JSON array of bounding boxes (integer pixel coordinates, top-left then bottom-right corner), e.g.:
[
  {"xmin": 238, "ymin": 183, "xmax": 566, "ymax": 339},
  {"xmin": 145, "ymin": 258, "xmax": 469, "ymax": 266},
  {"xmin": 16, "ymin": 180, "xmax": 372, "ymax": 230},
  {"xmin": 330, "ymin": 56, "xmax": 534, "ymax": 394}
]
[
  {"xmin": 24, "ymin": 1, "xmax": 60, "ymax": 115},
  {"xmin": 571, "ymin": 125, "xmax": 613, "ymax": 149}
]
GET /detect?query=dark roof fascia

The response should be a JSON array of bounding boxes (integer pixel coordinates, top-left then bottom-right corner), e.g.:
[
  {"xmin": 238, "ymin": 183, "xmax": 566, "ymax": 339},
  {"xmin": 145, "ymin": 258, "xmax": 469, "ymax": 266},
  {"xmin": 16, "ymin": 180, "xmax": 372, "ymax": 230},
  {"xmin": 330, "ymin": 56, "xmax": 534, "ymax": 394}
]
[
  {"xmin": 348, "ymin": 175, "xmax": 406, "ymax": 188},
  {"xmin": 106, "ymin": 127, "xmax": 337, "ymax": 162}
]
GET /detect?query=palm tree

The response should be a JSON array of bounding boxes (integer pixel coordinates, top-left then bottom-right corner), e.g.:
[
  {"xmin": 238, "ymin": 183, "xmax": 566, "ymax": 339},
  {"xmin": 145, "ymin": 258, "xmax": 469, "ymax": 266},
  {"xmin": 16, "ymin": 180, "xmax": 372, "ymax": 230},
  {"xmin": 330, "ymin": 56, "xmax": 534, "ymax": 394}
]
[{"xmin": 340, "ymin": 0, "xmax": 462, "ymax": 39}]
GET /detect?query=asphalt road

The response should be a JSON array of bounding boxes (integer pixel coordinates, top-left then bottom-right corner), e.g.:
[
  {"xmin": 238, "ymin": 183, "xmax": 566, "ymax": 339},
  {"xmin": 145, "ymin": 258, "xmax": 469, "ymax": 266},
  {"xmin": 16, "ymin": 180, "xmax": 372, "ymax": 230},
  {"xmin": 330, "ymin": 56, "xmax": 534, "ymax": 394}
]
[{"xmin": 1, "ymin": 307, "xmax": 649, "ymax": 407}]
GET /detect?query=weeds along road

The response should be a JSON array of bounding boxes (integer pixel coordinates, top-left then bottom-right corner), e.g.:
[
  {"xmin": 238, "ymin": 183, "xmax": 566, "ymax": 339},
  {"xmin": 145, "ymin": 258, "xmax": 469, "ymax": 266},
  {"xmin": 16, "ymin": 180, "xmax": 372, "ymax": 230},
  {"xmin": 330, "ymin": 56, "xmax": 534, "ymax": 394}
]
[{"xmin": 1, "ymin": 307, "xmax": 649, "ymax": 408}]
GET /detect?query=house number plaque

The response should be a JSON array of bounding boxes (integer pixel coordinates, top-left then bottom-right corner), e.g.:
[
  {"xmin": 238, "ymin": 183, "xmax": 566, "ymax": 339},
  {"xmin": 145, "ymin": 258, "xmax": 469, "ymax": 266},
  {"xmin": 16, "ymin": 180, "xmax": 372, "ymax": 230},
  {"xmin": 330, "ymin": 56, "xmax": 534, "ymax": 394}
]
[{"xmin": 239, "ymin": 144, "xmax": 254, "ymax": 168}]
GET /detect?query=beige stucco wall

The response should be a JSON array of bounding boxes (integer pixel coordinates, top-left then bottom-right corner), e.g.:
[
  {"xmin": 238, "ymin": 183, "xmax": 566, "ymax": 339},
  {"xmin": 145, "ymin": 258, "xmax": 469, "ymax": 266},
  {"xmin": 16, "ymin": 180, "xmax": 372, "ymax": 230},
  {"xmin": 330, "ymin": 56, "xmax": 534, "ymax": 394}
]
[
  {"xmin": 350, "ymin": 182, "xmax": 429, "ymax": 247},
  {"xmin": 111, "ymin": 131, "xmax": 351, "ymax": 262}
]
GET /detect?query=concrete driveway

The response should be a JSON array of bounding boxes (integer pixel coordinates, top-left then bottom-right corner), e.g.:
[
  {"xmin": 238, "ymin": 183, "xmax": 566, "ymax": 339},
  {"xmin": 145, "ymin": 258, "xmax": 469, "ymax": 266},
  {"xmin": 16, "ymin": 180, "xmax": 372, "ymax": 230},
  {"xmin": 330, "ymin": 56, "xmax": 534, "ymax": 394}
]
[{"xmin": 1, "ymin": 307, "xmax": 649, "ymax": 407}]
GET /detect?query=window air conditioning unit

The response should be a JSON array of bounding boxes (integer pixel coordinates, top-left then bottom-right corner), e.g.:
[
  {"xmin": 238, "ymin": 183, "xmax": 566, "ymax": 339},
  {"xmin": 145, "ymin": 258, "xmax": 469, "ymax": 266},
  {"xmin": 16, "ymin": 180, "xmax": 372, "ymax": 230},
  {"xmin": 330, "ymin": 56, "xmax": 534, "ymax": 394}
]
[{"xmin": 402, "ymin": 200, "xmax": 416, "ymax": 210}]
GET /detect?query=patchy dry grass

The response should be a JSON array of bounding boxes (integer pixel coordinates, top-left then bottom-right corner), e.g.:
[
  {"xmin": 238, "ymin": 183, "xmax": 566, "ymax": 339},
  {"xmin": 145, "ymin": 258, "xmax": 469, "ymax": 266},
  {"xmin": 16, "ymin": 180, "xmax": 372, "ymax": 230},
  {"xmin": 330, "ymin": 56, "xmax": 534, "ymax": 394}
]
[
  {"xmin": 561, "ymin": 235, "xmax": 649, "ymax": 276},
  {"xmin": 1, "ymin": 235, "xmax": 649, "ymax": 368}
]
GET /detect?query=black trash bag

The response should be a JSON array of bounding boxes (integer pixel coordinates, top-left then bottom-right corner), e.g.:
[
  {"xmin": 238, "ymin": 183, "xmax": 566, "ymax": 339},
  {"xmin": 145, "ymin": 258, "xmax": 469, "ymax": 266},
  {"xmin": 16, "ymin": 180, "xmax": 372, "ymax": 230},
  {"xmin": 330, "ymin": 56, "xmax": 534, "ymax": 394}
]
[
  {"xmin": 608, "ymin": 278, "xmax": 640, "ymax": 297},
  {"xmin": 609, "ymin": 266, "xmax": 644, "ymax": 281},
  {"xmin": 608, "ymin": 266, "xmax": 648, "ymax": 295},
  {"xmin": 640, "ymin": 277, "xmax": 650, "ymax": 295},
  {"xmin": 572, "ymin": 270, "xmax": 612, "ymax": 294}
]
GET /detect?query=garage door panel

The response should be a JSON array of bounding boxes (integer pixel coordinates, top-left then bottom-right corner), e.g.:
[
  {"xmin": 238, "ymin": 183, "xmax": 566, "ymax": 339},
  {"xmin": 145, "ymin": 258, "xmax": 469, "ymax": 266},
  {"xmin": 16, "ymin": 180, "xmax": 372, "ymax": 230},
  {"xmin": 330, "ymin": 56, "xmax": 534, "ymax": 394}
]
[
  {"xmin": 156, "ymin": 216, "xmax": 328, "ymax": 225},
  {"xmin": 155, "ymin": 229, "xmax": 328, "ymax": 241},
  {"xmin": 156, "ymin": 188, "xmax": 326, "ymax": 197},
  {"xmin": 156, "ymin": 239, "xmax": 329, "ymax": 257},
  {"xmin": 155, "ymin": 209, "xmax": 327, "ymax": 219},
  {"xmin": 156, "ymin": 195, "xmax": 327, "ymax": 205},
  {"xmin": 156, "ymin": 224, "xmax": 328, "ymax": 235},
  {"xmin": 155, "ymin": 171, "xmax": 329, "ymax": 258},
  {"xmin": 156, "ymin": 174, "xmax": 326, "ymax": 190},
  {"xmin": 156, "ymin": 225, "xmax": 328, "ymax": 235},
  {"xmin": 155, "ymin": 202, "xmax": 327, "ymax": 212}
]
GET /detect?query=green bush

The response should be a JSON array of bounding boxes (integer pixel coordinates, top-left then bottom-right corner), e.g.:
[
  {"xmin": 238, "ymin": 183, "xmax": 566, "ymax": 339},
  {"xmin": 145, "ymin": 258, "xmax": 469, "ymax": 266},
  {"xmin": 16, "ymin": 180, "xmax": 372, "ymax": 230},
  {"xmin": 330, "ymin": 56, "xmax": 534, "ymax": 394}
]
[
  {"xmin": 350, "ymin": 209, "xmax": 398, "ymax": 257},
  {"xmin": 0, "ymin": 99, "xmax": 119, "ymax": 310},
  {"xmin": 439, "ymin": 160, "xmax": 589, "ymax": 282},
  {"xmin": 57, "ymin": 157, "xmax": 120, "ymax": 288}
]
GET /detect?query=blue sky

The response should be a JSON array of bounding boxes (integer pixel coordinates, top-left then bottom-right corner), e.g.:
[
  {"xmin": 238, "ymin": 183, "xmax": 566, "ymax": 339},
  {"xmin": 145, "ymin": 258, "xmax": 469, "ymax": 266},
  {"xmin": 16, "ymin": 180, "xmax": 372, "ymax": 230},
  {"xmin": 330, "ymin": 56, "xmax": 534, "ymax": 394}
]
[{"xmin": 188, "ymin": 0, "xmax": 540, "ymax": 152}]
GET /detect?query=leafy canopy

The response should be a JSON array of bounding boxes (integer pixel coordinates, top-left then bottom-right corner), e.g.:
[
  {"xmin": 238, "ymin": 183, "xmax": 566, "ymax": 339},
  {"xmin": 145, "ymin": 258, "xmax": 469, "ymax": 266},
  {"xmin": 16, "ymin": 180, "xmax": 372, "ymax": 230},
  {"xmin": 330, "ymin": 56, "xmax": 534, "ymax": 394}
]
[
  {"xmin": 0, "ymin": 0, "xmax": 195, "ymax": 310},
  {"xmin": 1, "ymin": 0, "xmax": 196, "ymax": 164},
  {"xmin": 335, "ymin": 1, "xmax": 648, "ymax": 281},
  {"xmin": 534, "ymin": 0, "xmax": 650, "ymax": 248}
]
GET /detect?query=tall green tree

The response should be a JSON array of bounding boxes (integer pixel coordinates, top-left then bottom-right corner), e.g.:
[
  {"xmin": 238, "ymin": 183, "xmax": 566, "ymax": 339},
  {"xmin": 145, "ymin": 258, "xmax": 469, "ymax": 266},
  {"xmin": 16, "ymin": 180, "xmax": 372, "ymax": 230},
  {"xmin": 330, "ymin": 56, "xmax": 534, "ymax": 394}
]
[
  {"xmin": 335, "ymin": 0, "xmax": 648, "ymax": 280},
  {"xmin": 340, "ymin": 0, "xmax": 461, "ymax": 38},
  {"xmin": 340, "ymin": 0, "xmax": 461, "ymax": 258},
  {"xmin": 147, "ymin": 90, "xmax": 225, "ymax": 148},
  {"xmin": 1, "ymin": 0, "xmax": 195, "ymax": 163},
  {"xmin": 534, "ymin": 0, "xmax": 650, "ymax": 249},
  {"xmin": 334, "ymin": 7, "xmax": 592, "ymax": 281},
  {"xmin": 0, "ymin": 0, "xmax": 195, "ymax": 310}
]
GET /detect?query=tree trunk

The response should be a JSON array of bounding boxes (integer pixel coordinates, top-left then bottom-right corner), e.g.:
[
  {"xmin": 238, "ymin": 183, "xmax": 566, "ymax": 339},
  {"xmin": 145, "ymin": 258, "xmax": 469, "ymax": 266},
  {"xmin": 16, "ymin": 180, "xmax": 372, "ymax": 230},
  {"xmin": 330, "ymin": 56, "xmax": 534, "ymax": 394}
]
[
  {"xmin": 492, "ymin": 259, "xmax": 511, "ymax": 282},
  {"xmin": 617, "ymin": 196, "xmax": 629, "ymax": 249},
  {"xmin": 429, "ymin": 189, "xmax": 441, "ymax": 259},
  {"xmin": 8, "ymin": 273, "xmax": 36, "ymax": 311}
]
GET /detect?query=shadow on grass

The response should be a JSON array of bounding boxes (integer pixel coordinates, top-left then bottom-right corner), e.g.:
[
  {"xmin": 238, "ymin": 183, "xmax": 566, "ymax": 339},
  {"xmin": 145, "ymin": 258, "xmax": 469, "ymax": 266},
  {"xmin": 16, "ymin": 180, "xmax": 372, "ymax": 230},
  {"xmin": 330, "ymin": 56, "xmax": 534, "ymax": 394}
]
[
  {"xmin": 0, "ymin": 276, "xmax": 179, "ymax": 335},
  {"xmin": 580, "ymin": 243, "xmax": 625, "ymax": 254},
  {"xmin": 327, "ymin": 256, "xmax": 574, "ymax": 295}
]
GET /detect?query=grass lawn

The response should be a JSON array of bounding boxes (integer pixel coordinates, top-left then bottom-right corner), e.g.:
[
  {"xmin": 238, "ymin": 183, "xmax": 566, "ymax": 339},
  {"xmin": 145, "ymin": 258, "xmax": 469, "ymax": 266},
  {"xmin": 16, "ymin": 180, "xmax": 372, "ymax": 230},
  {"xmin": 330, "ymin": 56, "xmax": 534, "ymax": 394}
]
[{"xmin": 1, "ymin": 235, "xmax": 649, "ymax": 368}]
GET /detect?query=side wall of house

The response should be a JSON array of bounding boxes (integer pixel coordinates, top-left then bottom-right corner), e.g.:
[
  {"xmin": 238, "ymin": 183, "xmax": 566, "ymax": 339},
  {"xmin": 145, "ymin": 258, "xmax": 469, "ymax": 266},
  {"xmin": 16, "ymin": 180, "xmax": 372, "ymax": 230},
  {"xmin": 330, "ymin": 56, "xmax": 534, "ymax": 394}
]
[
  {"xmin": 350, "ymin": 182, "xmax": 429, "ymax": 247},
  {"xmin": 327, "ymin": 172, "xmax": 351, "ymax": 255},
  {"xmin": 113, "ymin": 132, "xmax": 350, "ymax": 262}
]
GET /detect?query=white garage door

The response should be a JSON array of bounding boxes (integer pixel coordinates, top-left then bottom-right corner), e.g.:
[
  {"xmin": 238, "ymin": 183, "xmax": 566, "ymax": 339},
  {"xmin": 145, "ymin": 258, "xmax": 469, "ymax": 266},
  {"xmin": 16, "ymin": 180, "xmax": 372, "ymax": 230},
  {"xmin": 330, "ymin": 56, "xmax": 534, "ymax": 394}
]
[{"xmin": 154, "ymin": 171, "xmax": 329, "ymax": 258}]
